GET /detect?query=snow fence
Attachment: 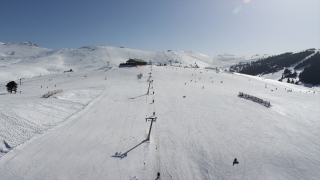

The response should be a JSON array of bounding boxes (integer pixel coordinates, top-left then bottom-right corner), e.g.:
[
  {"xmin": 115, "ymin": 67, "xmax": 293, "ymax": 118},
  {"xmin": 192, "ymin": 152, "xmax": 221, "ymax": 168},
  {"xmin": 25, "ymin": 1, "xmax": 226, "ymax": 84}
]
[
  {"xmin": 44, "ymin": 89, "xmax": 63, "ymax": 98},
  {"xmin": 238, "ymin": 92, "xmax": 270, "ymax": 107}
]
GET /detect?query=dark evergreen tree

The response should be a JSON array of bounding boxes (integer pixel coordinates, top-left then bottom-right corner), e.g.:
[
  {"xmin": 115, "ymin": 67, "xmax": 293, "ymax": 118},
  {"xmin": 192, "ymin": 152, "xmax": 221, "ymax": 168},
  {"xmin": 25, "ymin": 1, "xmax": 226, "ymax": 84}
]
[
  {"xmin": 285, "ymin": 71, "xmax": 297, "ymax": 78},
  {"xmin": 287, "ymin": 78, "xmax": 290, "ymax": 83},
  {"xmin": 284, "ymin": 68, "xmax": 291, "ymax": 74},
  {"xmin": 6, "ymin": 81, "xmax": 18, "ymax": 93}
]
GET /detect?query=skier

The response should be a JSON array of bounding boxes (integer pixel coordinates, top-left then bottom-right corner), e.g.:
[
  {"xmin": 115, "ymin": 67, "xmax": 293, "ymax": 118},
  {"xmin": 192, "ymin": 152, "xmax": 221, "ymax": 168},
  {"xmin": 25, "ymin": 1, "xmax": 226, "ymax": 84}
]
[
  {"xmin": 157, "ymin": 172, "xmax": 160, "ymax": 177},
  {"xmin": 233, "ymin": 158, "xmax": 238, "ymax": 166}
]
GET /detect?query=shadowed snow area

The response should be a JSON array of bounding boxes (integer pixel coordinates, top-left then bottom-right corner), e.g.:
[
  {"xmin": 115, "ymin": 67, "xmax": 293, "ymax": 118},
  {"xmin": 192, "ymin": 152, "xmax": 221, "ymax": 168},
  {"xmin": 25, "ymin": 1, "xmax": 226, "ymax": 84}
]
[{"xmin": 0, "ymin": 43, "xmax": 319, "ymax": 179}]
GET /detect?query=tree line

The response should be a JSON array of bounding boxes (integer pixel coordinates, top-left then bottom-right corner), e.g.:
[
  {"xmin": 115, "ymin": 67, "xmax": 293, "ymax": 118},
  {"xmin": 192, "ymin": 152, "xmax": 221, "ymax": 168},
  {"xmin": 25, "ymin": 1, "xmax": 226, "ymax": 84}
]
[
  {"xmin": 231, "ymin": 51, "xmax": 314, "ymax": 76},
  {"xmin": 298, "ymin": 52, "xmax": 320, "ymax": 85}
]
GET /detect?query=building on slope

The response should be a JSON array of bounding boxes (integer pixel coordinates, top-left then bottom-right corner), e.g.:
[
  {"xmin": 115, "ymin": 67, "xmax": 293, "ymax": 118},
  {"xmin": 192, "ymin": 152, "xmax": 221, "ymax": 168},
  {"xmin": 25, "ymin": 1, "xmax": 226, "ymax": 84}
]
[{"xmin": 119, "ymin": 58, "xmax": 147, "ymax": 67}]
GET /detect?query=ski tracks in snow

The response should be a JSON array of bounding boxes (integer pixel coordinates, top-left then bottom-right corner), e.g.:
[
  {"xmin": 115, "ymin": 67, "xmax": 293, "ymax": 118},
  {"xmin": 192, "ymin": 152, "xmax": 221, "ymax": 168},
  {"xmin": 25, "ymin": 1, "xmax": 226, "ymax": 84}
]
[{"xmin": 0, "ymin": 87, "xmax": 104, "ymax": 158}]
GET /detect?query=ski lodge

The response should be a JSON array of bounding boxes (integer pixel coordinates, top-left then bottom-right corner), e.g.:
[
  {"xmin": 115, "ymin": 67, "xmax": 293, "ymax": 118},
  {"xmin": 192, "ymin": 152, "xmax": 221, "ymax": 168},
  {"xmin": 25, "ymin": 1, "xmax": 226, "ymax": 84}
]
[{"xmin": 119, "ymin": 59, "xmax": 147, "ymax": 67}]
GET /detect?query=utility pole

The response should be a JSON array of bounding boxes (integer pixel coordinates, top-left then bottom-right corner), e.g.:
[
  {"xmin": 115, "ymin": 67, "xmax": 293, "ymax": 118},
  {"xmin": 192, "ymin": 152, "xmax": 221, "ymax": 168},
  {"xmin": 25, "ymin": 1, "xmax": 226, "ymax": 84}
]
[
  {"xmin": 145, "ymin": 117, "xmax": 157, "ymax": 140},
  {"xmin": 147, "ymin": 80, "xmax": 152, "ymax": 94},
  {"xmin": 20, "ymin": 78, "xmax": 25, "ymax": 85},
  {"xmin": 147, "ymin": 72, "xmax": 152, "ymax": 94},
  {"xmin": 148, "ymin": 72, "xmax": 152, "ymax": 80}
]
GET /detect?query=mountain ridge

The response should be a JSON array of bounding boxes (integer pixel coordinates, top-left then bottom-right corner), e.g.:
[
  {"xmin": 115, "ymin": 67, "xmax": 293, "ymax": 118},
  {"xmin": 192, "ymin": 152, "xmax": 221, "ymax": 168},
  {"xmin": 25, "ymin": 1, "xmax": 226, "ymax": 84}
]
[
  {"xmin": 229, "ymin": 49, "xmax": 320, "ymax": 86},
  {"xmin": 1, "ymin": 42, "xmax": 318, "ymax": 86}
]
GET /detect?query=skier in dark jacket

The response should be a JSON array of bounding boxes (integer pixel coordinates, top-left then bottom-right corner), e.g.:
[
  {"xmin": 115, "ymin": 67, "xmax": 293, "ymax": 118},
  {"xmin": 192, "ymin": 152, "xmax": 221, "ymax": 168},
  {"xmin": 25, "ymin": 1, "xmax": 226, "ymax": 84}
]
[{"xmin": 233, "ymin": 158, "xmax": 238, "ymax": 166}]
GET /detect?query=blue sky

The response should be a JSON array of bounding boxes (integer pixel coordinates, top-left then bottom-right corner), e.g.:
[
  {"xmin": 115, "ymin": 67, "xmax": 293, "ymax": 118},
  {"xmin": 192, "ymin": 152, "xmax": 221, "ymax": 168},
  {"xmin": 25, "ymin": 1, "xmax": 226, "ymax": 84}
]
[{"xmin": 0, "ymin": 0, "xmax": 319, "ymax": 55}]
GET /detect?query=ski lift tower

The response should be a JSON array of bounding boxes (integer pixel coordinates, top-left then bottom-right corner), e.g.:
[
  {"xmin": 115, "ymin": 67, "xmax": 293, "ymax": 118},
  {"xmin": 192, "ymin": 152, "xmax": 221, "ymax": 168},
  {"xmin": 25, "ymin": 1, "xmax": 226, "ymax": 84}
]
[
  {"xmin": 145, "ymin": 117, "xmax": 157, "ymax": 140},
  {"xmin": 20, "ymin": 78, "xmax": 25, "ymax": 85},
  {"xmin": 147, "ymin": 72, "xmax": 152, "ymax": 94}
]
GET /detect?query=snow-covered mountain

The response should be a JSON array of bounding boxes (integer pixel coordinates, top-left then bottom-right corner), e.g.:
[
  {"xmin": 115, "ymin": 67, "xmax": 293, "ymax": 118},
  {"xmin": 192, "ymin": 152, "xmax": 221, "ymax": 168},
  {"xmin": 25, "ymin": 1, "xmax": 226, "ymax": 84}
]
[
  {"xmin": 229, "ymin": 49, "xmax": 320, "ymax": 86},
  {"xmin": 0, "ymin": 42, "xmax": 319, "ymax": 179},
  {"xmin": 0, "ymin": 42, "xmax": 259, "ymax": 83}
]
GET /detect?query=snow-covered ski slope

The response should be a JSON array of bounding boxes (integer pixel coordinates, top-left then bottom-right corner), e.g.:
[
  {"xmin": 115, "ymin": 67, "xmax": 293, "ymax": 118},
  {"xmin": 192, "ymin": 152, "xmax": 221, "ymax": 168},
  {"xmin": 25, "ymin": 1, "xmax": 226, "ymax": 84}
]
[
  {"xmin": 0, "ymin": 43, "xmax": 320, "ymax": 179},
  {"xmin": 0, "ymin": 43, "xmax": 319, "ymax": 179}
]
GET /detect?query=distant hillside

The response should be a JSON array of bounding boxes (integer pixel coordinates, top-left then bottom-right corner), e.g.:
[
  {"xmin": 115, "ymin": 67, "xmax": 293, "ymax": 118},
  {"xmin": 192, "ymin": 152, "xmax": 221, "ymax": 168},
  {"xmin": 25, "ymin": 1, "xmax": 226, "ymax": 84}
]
[
  {"xmin": 1, "ymin": 42, "xmax": 318, "ymax": 86},
  {"xmin": 229, "ymin": 50, "xmax": 320, "ymax": 86},
  {"xmin": 297, "ymin": 52, "xmax": 320, "ymax": 85},
  {"xmin": 0, "ymin": 42, "xmax": 257, "ymax": 83}
]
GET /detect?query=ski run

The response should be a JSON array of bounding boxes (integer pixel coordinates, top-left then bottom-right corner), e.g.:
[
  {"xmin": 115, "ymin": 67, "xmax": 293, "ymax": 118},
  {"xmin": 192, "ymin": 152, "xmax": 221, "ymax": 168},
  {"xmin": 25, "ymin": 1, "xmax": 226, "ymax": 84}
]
[{"xmin": 0, "ymin": 43, "xmax": 319, "ymax": 179}]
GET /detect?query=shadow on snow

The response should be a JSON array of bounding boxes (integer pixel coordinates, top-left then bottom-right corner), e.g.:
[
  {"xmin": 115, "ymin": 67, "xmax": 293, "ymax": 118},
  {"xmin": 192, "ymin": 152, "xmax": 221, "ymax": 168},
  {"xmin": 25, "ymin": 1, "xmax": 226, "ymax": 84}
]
[
  {"xmin": 111, "ymin": 139, "xmax": 148, "ymax": 159},
  {"xmin": 128, "ymin": 94, "xmax": 146, "ymax": 99}
]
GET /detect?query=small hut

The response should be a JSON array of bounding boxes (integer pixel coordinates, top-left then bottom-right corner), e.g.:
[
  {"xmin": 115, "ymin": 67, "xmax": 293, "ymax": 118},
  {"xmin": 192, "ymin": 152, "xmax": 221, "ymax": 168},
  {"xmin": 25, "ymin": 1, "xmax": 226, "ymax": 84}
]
[{"xmin": 120, "ymin": 58, "xmax": 147, "ymax": 67}]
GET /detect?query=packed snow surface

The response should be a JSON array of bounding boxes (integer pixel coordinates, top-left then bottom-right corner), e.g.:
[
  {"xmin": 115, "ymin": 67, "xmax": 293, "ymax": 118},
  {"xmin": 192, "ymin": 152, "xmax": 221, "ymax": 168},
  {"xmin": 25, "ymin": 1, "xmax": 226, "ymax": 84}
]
[
  {"xmin": 0, "ymin": 43, "xmax": 319, "ymax": 179},
  {"xmin": 0, "ymin": 66, "xmax": 319, "ymax": 179}
]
